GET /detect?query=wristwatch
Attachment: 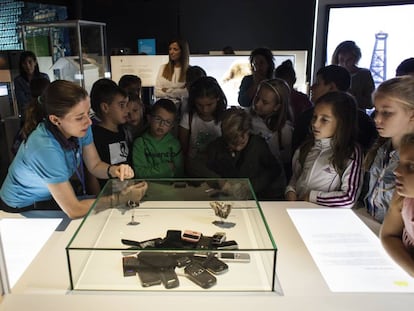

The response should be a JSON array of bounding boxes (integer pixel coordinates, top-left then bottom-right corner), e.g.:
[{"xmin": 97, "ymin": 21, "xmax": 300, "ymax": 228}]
[{"xmin": 107, "ymin": 164, "xmax": 115, "ymax": 178}]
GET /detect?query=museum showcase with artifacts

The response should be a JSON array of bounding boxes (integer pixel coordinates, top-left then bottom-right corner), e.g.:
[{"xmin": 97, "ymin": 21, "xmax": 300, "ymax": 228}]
[{"xmin": 66, "ymin": 178, "xmax": 278, "ymax": 291}]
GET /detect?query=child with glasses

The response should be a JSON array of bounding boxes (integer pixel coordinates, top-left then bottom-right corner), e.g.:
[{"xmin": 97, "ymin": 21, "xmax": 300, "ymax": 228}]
[{"xmin": 132, "ymin": 99, "xmax": 184, "ymax": 178}]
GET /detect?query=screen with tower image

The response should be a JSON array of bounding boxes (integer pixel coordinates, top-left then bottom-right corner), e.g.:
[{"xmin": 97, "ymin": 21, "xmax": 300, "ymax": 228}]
[{"xmin": 326, "ymin": 2, "xmax": 414, "ymax": 86}]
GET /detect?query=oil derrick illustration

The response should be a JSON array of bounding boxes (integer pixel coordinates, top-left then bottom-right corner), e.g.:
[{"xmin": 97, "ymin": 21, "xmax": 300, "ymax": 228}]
[{"xmin": 370, "ymin": 32, "xmax": 388, "ymax": 88}]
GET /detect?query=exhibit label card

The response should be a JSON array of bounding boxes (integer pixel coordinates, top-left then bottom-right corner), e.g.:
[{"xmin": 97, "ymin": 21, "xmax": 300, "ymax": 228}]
[{"xmin": 287, "ymin": 208, "xmax": 414, "ymax": 292}]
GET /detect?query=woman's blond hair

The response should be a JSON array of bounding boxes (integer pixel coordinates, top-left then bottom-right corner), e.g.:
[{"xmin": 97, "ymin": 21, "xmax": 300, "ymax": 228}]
[{"xmin": 364, "ymin": 76, "xmax": 414, "ymax": 169}]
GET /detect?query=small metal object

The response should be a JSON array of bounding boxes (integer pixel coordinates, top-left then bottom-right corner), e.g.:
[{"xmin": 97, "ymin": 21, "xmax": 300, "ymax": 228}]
[
  {"xmin": 210, "ymin": 201, "xmax": 236, "ymax": 228},
  {"xmin": 127, "ymin": 200, "xmax": 140, "ymax": 226},
  {"xmin": 127, "ymin": 200, "xmax": 139, "ymax": 208}
]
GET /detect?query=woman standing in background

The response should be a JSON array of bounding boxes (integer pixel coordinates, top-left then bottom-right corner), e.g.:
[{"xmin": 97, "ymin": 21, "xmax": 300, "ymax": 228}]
[
  {"xmin": 331, "ymin": 40, "xmax": 375, "ymax": 110},
  {"xmin": 154, "ymin": 38, "xmax": 190, "ymax": 109},
  {"xmin": 238, "ymin": 47, "xmax": 275, "ymax": 108},
  {"xmin": 14, "ymin": 50, "xmax": 50, "ymax": 120}
]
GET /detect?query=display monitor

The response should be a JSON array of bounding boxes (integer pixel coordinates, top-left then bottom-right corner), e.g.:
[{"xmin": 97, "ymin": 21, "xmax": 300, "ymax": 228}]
[
  {"xmin": 0, "ymin": 84, "xmax": 8, "ymax": 96},
  {"xmin": 138, "ymin": 39, "xmax": 156, "ymax": 55},
  {"xmin": 189, "ymin": 55, "xmax": 295, "ymax": 106},
  {"xmin": 110, "ymin": 52, "xmax": 307, "ymax": 106},
  {"xmin": 312, "ymin": 0, "xmax": 414, "ymax": 83},
  {"xmin": 328, "ymin": 3, "xmax": 414, "ymax": 83}
]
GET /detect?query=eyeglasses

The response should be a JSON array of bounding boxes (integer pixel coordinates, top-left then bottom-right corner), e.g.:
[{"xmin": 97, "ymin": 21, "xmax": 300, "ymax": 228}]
[{"xmin": 151, "ymin": 115, "xmax": 174, "ymax": 127}]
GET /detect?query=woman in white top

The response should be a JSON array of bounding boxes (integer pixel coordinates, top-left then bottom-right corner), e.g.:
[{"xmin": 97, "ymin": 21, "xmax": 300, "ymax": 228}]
[{"xmin": 155, "ymin": 38, "xmax": 190, "ymax": 106}]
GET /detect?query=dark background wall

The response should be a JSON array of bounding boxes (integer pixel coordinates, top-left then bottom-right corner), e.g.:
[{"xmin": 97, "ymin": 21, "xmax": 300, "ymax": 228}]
[
  {"xmin": 78, "ymin": 0, "xmax": 316, "ymax": 55},
  {"xmin": 27, "ymin": 0, "xmax": 316, "ymax": 77}
]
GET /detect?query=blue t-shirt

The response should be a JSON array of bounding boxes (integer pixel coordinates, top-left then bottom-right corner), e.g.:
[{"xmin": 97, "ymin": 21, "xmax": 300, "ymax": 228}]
[{"xmin": 0, "ymin": 123, "xmax": 93, "ymax": 208}]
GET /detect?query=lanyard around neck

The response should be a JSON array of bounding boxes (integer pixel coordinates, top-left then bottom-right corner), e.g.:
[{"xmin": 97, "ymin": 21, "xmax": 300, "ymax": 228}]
[{"xmin": 73, "ymin": 147, "xmax": 86, "ymax": 196}]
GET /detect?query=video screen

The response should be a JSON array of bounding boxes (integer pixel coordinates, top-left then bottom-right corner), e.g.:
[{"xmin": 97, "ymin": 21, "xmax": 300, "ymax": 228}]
[
  {"xmin": 326, "ymin": 3, "xmax": 414, "ymax": 84},
  {"xmin": 190, "ymin": 55, "xmax": 294, "ymax": 106},
  {"xmin": 0, "ymin": 84, "xmax": 8, "ymax": 96}
]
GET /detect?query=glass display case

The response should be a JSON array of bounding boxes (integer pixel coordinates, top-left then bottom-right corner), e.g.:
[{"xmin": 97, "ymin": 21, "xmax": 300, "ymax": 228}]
[
  {"xmin": 66, "ymin": 179, "xmax": 278, "ymax": 292},
  {"xmin": 19, "ymin": 20, "xmax": 109, "ymax": 93}
]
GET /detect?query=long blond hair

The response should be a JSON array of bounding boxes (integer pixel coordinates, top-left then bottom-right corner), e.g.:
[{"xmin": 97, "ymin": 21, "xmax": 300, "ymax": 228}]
[{"xmin": 364, "ymin": 75, "xmax": 414, "ymax": 169}]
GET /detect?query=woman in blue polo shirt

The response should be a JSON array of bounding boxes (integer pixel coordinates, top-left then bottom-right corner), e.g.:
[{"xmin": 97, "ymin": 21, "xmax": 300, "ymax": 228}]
[{"xmin": 0, "ymin": 80, "xmax": 135, "ymax": 219}]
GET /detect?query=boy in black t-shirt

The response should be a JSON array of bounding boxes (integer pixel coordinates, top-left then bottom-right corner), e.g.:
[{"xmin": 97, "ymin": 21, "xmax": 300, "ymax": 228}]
[{"xmin": 87, "ymin": 78, "xmax": 129, "ymax": 195}]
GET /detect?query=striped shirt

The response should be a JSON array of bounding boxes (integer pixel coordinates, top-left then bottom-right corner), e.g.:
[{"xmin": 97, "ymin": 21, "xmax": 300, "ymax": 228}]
[{"xmin": 286, "ymin": 138, "xmax": 363, "ymax": 208}]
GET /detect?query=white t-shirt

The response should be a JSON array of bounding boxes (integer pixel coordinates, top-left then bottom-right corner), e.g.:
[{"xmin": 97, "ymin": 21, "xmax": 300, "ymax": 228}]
[{"xmin": 180, "ymin": 112, "xmax": 222, "ymax": 159}]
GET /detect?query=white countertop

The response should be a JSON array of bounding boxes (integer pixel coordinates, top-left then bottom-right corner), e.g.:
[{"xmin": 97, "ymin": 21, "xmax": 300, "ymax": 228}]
[{"xmin": 1, "ymin": 202, "xmax": 411, "ymax": 311}]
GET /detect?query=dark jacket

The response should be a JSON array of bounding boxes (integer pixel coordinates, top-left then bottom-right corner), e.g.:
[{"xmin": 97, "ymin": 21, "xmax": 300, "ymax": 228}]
[{"xmin": 205, "ymin": 134, "xmax": 286, "ymax": 200}]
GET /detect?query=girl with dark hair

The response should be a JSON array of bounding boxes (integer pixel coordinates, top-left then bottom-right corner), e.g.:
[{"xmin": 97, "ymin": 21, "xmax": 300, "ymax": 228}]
[
  {"xmin": 14, "ymin": 51, "xmax": 50, "ymax": 118},
  {"xmin": 0, "ymin": 80, "xmax": 135, "ymax": 218},
  {"xmin": 238, "ymin": 47, "xmax": 275, "ymax": 108},
  {"xmin": 285, "ymin": 91, "xmax": 363, "ymax": 208},
  {"xmin": 178, "ymin": 76, "xmax": 227, "ymax": 175}
]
